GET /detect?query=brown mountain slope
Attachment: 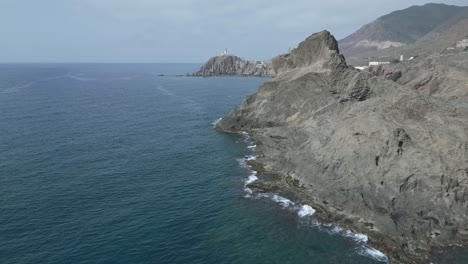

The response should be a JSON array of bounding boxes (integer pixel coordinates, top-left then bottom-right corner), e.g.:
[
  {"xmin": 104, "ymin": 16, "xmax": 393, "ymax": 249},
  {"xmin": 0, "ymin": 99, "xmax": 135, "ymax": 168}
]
[{"xmin": 340, "ymin": 3, "xmax": 468, "ymax": 62}]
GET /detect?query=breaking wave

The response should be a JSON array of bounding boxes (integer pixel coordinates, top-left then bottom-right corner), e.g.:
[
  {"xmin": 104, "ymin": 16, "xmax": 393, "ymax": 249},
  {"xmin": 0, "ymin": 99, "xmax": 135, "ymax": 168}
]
[
  {"xmin": 236, "ymin": 131, "xmax": 388, "ymax": 263},
  {"xmin": 325, "ymin": 225, "xmax": 387, "ymax": 262},
  {"xmin": 271, "ymin": 194, "xmax": 295, "ymax": 207},
  {"xmin": 358, "ymin": 246, "xmax": 389, "ymax": 262},
  {"xmin": 245, "ymin": 173, "xmax": 258, "ymax": 185},
  {"xmin": 237, "ymin": 131, "xmax": 314, "ymax": 213},
  {"xmin": 298, "ymin": 205, "xmax": 316, "ymax": 217},
  {"xmin": 212, "ymin": 117, "xmax": 223, "ymax": 127}
]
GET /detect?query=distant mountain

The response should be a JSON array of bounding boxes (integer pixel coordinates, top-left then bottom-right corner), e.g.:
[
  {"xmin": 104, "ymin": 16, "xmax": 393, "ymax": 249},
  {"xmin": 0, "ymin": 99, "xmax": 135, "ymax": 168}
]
[
  {"xmin": 193, "ymin": 55, "xmax": 274, "ymax": 77},
  {"xmin": 339, "ymin": 3, "xmax": 468, "ymax": 58}
]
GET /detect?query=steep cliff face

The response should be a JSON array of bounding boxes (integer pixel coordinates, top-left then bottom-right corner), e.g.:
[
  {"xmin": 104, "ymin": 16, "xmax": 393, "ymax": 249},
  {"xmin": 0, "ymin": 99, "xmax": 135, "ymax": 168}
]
[
  {"xmin": 273, "ymin": 32, "xmax": 347, "ymax": 74},
  {"xmin": 193, "ymin": 55, "xmax": 274, "ymax": 77},
  {"xmin": 217, "ymin": 31, "xmax": 468, "ymax": 263}
]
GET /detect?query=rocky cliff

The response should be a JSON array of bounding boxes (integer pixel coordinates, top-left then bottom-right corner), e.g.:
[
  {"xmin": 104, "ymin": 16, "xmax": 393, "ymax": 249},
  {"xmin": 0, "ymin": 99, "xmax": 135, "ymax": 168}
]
[
  {"xmin": 193, "ymin": 55, "xmax": 274, "ymax": 77},
  {"xmin": 216, "ymin": 31, "xmax": 468, "ymax": 263}
]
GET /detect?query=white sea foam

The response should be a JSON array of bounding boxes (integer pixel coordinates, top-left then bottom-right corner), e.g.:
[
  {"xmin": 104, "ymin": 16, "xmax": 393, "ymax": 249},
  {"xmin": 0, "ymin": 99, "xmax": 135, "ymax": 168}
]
[
  {"xmin": 343, "ymin": 230, "xmax": 368, "ymax": 243},
  {"xmin": 354, "ymin": 233, "xmax": 369, "ymax": 243},
  {"xmin": 240, "ymin": 132, "xmax": 255, "ymax": 146},
  {"xmin": 237, "ymin": 158, "xmax": 249, "ymax": 168},
  {"xmin": 238, "ymin": 167, "xmax": 387, "ymax": 263},
  {"xmin": 245, "ymin": 173, "xmax": 258, "ymax": 185},
  {"xmin": 238, "ymin": 130, "xmax": 259, "ymax": 195},
  {"xmin": 330, "ymin": 225, "xmax": 344, "ymax": 234},
  {"xmin": 298, "ymin": 205, "xmax": 316, "ymax": 217},
  {"xmin": 359, "ymin": 246, "xmax": 389, "ymax": 263},
  {"xmin": 235, "ymin": 122, "xmax": 387, "ymax": 263},
  {"xmin": 246, "ymin": 155, "xmax": 256, "ymax": 161},
  {"xmin": 243, "ymin": 170, "xmax": 258, "ymax": 195},
  {"xmin": 212, "ymin": 117, "xmax": 222, "ymax": 127},
  {"xmin": 326, "ymin": 225, "xmax": 369, "ymax": 243},
  {"xmin": 271, "ymin": 194, "xmax": 295, "ymax": 207},
  {"xmin": 326, "ymin": 225, "xmax": 388, "ymax": 262}
]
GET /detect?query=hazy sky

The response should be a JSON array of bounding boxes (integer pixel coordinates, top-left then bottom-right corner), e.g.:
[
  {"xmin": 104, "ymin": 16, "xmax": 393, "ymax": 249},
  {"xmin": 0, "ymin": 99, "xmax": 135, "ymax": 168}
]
[{"xmin": 0, "ymin": 0, "xmax": 466, "ymax": 62}]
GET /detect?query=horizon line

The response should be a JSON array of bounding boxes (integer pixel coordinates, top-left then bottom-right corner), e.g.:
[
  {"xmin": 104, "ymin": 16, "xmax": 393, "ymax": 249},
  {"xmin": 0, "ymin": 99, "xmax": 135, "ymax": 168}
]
[{"xmin": 0, "ymin": 62, "xmax": 205, "ymax": 64}]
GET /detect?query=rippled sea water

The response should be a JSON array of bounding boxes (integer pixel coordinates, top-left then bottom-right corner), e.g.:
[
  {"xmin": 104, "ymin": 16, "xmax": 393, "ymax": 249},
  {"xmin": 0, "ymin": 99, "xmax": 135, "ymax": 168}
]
[{"xmin": 1, "ymin": 64, "xmax": 466, "ymax": 264}]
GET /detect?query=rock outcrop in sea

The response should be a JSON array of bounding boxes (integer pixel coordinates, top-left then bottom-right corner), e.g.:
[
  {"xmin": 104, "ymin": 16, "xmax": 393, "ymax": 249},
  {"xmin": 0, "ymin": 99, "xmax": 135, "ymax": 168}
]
[
  {"xmin": 193, "ymin": 55, "xmax": 274, "ymax": 77},
  {"xmin": 216, "ymin": 30, "xmax": 468, "ymax": 263}
]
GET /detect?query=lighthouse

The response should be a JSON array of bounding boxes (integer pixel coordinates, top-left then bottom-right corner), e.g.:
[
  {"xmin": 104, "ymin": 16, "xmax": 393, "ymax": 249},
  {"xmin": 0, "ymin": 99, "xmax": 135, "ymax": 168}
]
[{"xmin": 223, "ymin": 49, "xmax": 228, "ymax": 56}]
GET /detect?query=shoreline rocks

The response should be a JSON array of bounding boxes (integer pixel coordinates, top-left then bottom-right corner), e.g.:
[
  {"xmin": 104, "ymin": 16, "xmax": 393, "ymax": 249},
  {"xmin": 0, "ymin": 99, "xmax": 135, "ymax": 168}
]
[{"xmin": 217, "ymin": 30, "xmax": 468, "ymax": 263}]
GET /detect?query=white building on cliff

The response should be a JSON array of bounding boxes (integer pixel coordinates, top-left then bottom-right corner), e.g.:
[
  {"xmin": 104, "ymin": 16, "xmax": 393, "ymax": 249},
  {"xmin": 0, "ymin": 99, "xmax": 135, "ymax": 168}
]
[
  {"xmin": 456, "ymin": 39, "xmax": 468, "ymax": 48},
  {"xmin": 369, "ymin": 61, "xmax": 390, "ymax": 66}
]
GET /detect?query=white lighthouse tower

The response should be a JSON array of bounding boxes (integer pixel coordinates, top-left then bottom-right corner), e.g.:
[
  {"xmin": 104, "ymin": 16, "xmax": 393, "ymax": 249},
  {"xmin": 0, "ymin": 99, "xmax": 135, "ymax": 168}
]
[{"xmin": 223, "ymin": 48, "xmax": 228, "ymax": 56}]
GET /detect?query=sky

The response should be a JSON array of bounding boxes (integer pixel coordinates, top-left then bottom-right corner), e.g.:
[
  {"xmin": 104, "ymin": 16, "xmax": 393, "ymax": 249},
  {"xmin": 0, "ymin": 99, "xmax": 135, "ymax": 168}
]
[{"xmin": 0, "ymin": 0, "xmax": 466, "ymax": 62}]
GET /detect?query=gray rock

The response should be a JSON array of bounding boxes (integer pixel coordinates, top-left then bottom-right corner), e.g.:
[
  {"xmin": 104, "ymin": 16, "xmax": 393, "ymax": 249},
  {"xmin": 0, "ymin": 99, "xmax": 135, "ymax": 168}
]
[
  {"xmin": 193, "ymin": 55, "xmax": 274, "ymax": 77},
  {"xmin": 368, "ymin": 53, "xmax": 468, "ymax": 99},
  {"xmin": 217, "ymin": 30, "xmax": 468, "ymax": 263}
]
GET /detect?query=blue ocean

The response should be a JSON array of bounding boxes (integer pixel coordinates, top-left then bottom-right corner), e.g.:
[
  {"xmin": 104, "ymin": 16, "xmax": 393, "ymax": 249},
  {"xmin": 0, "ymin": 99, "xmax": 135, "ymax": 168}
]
[{"xmin": 0, "ymin": 64, "xmax": 465, "ymax": 264}]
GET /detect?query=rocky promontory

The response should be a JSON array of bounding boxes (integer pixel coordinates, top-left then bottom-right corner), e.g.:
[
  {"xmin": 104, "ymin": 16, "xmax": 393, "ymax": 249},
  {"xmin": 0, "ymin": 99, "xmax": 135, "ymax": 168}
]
[
  {"xmin": 216, "ymin": 31, "xmax": 468, "ymax": 263},
  {"xmin": 193, "ymin": 54, "xmax": 274, "ymax": 77}
]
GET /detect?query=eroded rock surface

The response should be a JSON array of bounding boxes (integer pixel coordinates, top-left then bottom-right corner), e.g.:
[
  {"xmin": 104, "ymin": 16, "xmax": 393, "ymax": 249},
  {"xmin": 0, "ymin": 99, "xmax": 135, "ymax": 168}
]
[
  {"xmin": 193, "ymin": 55, "xmax": 274, "ymax": 77},
  {"xmin": 368, "ymin": 53, "xmax": 468, "ymax": 99},
  {"xmin": 216, "ymin": 30, "xmax": 468, "ymax": 263}
]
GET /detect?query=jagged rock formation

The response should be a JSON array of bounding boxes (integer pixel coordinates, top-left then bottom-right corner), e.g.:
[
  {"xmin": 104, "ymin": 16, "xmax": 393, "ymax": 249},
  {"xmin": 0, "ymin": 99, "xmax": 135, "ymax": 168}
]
[
  {"xmin": 216, "ymin": 31, "xmax": 468, "ymax": 263},
  {"xmin": 193, "ymin": 55, "xmax": 274, "ymax": 77}
]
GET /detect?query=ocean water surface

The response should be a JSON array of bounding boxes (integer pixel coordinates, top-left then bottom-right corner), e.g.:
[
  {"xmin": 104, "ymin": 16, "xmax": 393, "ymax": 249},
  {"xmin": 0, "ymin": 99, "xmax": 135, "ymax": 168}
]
[{"xmin": 1, "ymin": 63, "xmax": 465, "ymax": 264}]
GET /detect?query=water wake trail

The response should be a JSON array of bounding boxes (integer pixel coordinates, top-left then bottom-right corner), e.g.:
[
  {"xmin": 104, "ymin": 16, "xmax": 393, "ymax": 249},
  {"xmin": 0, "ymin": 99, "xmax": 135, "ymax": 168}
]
[{"xmin": 1, "ymin": 82, "xmax": 33, "ymax": 94}]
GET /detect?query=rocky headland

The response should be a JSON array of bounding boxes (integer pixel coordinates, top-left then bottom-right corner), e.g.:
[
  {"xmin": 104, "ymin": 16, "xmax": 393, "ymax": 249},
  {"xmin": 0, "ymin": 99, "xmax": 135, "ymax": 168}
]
[
  {"xmin": 193, "ymin": 54, "xmax": 274, "ymax": 77},
  {"xmin": 216, "ymin": 31, "xmax": 468, "ymax": 263}
]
